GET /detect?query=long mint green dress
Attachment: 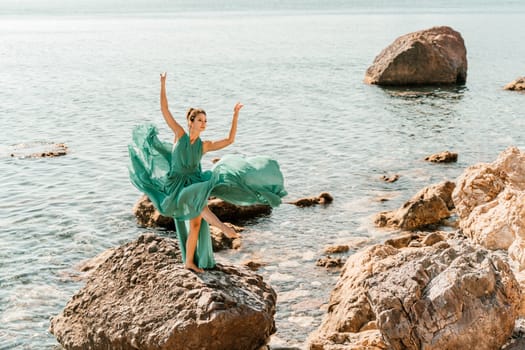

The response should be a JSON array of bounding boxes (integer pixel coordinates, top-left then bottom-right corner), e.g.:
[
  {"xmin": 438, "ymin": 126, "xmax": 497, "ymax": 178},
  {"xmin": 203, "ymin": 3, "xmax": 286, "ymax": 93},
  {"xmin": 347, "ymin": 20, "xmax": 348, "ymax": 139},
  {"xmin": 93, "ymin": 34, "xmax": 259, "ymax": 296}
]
[{"xmin": 128, "ymin": 124, "xmax": 287, "ymax": 269}]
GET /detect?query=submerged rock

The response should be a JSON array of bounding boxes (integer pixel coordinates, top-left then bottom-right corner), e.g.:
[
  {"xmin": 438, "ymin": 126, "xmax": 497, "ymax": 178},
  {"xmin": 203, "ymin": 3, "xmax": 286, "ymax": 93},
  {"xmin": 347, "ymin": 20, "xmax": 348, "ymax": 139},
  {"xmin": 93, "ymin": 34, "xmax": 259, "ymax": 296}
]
[
  {"xmin": 374, "ymin": 181, "xmax": 455, "ymax": 230},
  {"xmin": 307, "ymin": 232, "xmax": 520, "ymax": 350},
  {"xmin": 365, "ymin": 26, "xmax": 467, "ymax": 86},
  {"xmin": 380, "ymin": 174, "xmax": 400, "ymax": 183},
  {"xmin": 453, "ymin": 146, "xmax": 525, "ymax": 269},
  {"xmin": 7, "ymin": 142, "xmax": 68, "ymax": 158},
  {"xmin": 287, "ymin": 192, "xmax": 334, "ymax": 207},
  {"xmin": 50, "ymin": 234, "xmax": 277, "ymax": 350}
]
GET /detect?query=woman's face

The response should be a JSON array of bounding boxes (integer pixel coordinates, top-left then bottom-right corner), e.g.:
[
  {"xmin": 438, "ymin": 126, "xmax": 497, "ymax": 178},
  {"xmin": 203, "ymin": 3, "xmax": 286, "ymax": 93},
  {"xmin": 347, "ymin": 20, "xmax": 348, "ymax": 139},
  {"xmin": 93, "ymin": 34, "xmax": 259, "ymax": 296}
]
[{"xmin": 191, "ymin": 113, "xmax": 207, "ymax": 132}]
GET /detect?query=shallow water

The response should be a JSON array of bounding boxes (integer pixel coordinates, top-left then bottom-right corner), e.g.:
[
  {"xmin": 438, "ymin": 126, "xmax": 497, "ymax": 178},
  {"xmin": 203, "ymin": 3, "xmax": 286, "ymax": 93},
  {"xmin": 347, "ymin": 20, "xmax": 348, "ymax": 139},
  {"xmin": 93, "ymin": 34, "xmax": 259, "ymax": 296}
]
[{"xmin": 1, "ymin": 1, "xmax": 525, "ymax": 348}]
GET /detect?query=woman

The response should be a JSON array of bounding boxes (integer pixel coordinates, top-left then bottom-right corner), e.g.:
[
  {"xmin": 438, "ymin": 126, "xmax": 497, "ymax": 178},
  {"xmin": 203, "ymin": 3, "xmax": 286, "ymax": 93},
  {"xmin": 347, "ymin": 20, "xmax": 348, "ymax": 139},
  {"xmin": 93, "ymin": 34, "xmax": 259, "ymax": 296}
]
[{"xmin": 129, "ymin": 72, "xmax": 287, "ymax": 273}]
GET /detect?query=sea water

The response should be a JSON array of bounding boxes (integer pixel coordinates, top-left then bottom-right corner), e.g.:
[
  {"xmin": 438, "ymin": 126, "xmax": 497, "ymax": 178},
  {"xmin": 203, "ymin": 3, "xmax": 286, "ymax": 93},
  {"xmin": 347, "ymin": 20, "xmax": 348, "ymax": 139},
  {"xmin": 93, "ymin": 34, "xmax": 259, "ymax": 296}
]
[{"xmin": 1, "ymin": 1, "xmax": 524, "ymax": 348}]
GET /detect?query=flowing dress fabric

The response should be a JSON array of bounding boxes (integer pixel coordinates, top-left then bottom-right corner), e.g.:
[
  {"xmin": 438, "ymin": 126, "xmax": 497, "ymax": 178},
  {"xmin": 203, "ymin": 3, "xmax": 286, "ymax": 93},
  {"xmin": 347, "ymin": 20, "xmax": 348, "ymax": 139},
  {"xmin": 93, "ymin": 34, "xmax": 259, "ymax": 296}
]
[{"xmin": 128, "ymin": 124, "xmax": 287, "ymax": 268}]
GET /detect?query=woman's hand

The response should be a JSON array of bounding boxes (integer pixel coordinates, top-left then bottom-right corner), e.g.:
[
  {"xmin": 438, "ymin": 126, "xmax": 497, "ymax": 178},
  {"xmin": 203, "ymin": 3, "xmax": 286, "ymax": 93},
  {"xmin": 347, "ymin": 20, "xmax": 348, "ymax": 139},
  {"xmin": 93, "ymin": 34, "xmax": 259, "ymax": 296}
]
[
  {"xmin": 160, "ymin": 72, "xmax": 167, "ymax": 85},
  {"xmin": 233, "ymin": 102, "xmax": 244, "ymax": 114}
]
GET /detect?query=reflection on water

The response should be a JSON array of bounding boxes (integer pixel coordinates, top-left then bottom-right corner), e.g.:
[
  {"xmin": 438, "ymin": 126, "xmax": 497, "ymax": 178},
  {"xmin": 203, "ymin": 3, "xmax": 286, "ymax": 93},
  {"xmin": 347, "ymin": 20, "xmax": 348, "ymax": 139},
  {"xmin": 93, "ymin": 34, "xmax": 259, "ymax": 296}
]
[{"xmin": 382, "ymin": 84, "xmax": 467, "ymax": 100}]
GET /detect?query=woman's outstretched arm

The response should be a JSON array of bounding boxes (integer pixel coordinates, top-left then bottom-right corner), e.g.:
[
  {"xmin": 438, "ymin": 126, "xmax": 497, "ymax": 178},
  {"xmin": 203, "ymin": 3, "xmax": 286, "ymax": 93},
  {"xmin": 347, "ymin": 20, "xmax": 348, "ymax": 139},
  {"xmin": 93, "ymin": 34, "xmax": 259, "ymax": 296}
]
[
  {"xmin": 160, "ymin": 72, "xmax": 185, "ymax": 138},
  {"xmin": 203, "ymin": 102, "xmax": 243, "ymax": 153}
]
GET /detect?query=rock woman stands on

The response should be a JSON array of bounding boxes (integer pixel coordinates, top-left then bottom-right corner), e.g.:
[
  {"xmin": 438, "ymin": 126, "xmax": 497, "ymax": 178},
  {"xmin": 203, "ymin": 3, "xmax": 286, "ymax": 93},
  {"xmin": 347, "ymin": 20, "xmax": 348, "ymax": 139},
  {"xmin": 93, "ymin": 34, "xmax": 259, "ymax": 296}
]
[{"xmin": 129, "ymin": 73, "xmax": 287, "ymax": 273}]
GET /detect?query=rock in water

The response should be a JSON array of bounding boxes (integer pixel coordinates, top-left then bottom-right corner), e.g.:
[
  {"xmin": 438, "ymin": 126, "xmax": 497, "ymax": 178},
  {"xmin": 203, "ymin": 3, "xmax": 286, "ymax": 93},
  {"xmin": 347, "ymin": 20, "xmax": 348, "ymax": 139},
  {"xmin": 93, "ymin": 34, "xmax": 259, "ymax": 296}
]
[
  {"xmin": 504, "ymin": 77, "xmax": 525, "ymax": 91},
  {"xmin": 365, "ymin": 26, "xmax": 467, "ymax": 86},
  {"xmin": 50, "ymin": 234, "xmax": 277, "ymax": 350},
  {"xmin": 424, "ymin": 151, "xmax": 458, "ymax": 163},
  {"xmin": 133, "ymin": 195, "xmax": 272, "ymax": 229},
  {"xmin": 307, "ymin": 232, "xmax": 520, "ymax": 350},
  {"xmin": 374, "ymin": 181, "xmax": 455, "ymax": 230}
]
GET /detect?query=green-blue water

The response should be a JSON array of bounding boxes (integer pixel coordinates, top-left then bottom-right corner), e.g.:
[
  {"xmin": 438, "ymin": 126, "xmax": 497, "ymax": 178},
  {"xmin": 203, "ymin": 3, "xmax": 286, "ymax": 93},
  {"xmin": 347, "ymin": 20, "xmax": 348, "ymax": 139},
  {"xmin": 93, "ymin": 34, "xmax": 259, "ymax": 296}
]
[{"xmin": 1, "ymin": 1, "xmax": 524, "ymax": 348}]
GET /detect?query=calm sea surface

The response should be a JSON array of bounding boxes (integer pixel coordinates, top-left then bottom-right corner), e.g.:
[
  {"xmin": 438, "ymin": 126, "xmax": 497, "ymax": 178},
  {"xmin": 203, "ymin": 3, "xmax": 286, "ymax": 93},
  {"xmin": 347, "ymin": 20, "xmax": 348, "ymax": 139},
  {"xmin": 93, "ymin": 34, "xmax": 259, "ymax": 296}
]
[{"xmin": 1, "ymin": 1, "xmax": 524, "ymax": 348}]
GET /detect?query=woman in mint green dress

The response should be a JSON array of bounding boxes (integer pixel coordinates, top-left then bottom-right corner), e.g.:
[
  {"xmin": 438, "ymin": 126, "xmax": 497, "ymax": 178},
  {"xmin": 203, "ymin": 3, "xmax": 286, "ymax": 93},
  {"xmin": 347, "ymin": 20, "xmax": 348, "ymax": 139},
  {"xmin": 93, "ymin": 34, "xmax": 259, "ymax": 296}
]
[{"xmin": 129, "ymin": 72, "xmax": 287, "ymax": 273}]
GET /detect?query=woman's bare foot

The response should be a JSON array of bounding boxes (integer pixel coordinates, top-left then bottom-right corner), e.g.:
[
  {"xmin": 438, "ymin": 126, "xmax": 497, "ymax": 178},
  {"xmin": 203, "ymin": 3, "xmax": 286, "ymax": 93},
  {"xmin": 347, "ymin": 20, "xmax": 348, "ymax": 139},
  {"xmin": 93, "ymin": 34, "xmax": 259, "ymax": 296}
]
[
  {"xmin": 185, "ymin": 263, "xmax": 204, "ymax": 273},
  {"xmin": 223, "ymin": 225, "xmax": 241, "ymax": 239}
]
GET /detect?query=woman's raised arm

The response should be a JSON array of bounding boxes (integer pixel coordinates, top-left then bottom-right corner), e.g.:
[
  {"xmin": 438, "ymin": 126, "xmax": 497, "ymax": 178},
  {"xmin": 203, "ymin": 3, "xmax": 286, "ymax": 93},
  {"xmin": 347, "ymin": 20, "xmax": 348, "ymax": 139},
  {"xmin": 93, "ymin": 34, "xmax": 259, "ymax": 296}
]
[
  {"xmin": 203, "ymin": 102, "xmax": 243, "ymax": 153},
  {"xmin": 160, "ymin": 72, "xmax": 185, "ymax": 138}
]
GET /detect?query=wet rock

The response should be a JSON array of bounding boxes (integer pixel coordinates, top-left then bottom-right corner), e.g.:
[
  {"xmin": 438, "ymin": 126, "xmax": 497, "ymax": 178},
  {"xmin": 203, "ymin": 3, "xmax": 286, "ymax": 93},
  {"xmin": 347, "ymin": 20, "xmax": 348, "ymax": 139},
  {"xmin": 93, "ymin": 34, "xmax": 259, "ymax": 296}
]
[
  {"xmin": 323, "ymin": 245, "xmax": 350, "ymax": 254},
  {"xmin": 504, "ymin": 77, "xmax": 525, "ymax": 91},
  {"xmin": 287, "ymin": 192, "xmax": 334, "ymax": 207},
  {"xmin": 50, "ymin": 233, "xmax": 277, "ymax": 350},
  {"xmin": 242, "ymin": 259, "xmax": 268, "ymax": 271},
  {"xmin": 7, "ymin": 142, "xmax": 68, "ymax": 158},
  {"xmin": 364, "ymin": 26, "xmax": 467, "ymax": 86},
  {"xmin": 424, "ymin": 150, "xmax": 458, "ymax": 163},
  {"xmin": 374, "ymin": 181, "xmax": 455, "ymax": 230},
  {"xmin": 307, "ymin": 232, "xmax": 520, "ymax": 350},
  {"xmin": 316, "ymin": 256, "xmax": 345, "ymax": 269},
  {"xmin": 380, "ymin": 174, "xmax": 400, "ymax": 183},
  {"xmin": 133, "ymin": 195, "xmax": 271, "ymax": 229}
]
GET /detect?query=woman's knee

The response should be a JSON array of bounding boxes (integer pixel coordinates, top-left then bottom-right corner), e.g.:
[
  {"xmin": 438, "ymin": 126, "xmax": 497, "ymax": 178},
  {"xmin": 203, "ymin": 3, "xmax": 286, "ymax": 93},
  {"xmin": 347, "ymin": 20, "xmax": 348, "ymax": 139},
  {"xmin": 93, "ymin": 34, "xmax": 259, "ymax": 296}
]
[{"xmin": 190, "ymin": 216, "xmax": 202, "ymax": 229}]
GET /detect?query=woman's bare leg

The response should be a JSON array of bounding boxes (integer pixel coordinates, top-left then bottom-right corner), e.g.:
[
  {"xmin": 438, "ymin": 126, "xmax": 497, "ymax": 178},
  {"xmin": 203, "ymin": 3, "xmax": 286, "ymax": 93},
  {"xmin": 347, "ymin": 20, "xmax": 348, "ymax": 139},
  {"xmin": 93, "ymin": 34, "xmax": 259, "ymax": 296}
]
[
  {"xmin": 202, "ymin": 206, "xmax": 241, "ymax": 239},
  {"xmin": 185, "ymin": 215, "xmax": 204, "ymax": 273}
]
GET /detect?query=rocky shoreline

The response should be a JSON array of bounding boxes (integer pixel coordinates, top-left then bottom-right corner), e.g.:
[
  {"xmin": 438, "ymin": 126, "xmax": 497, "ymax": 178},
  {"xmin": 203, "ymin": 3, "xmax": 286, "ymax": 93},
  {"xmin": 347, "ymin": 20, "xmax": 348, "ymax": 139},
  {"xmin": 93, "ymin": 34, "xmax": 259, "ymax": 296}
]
[
  {"xmin": 49, "ymin": 24, "xmax": 524, "ymax": 349},
  {"xmin": 50, "ymin": 146, "xmax": 525, "ymax": 350}
]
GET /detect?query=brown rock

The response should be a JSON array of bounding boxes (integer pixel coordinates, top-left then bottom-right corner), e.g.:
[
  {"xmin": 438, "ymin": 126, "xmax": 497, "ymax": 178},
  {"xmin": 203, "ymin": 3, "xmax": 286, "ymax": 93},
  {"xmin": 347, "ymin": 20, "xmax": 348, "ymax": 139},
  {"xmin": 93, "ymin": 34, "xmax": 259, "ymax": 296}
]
[
  {"xmin": 421, "ymin": 231, "xmax": 445, "ymax": 246},
  {"xmin": 424, "ymin": 151, "xmax": 458, "ymax": 163},
  {"xmin": 288, "ymin": 192, "xmax": 334, "ymax": 207},
  {"xmin": 207, "ymin": 197, "xmax": 272, "ymax": 222},
  {"xmin": 316, "ymin": 256, "xmax": 345, "ymax": 269},
  {"xmin": 364, "ymin": 26, "xmax": 467, "ymax": 86},
  {"xmin": 50, "ymin": 234, "xmax": 277, "ymax": 350},
  {"xmin": 133, "ymin": 195, "xmax": 175, "ymax": 229},
  {"xmin": 504, "ymin": 77, "xmax": 525, "ymax": 91},
  {"xmin": 309, "ymin": 329, "xmax": 387, "ymax": 350},
  {"xmin": 374, "ymin": 181, "xmax": 455, "ymax": 230},
  {"xmin": 210, "ymin": 224, "xmax": 243, "ymax": 251},
  {"xmin": 452, "ymin": 146, "xmax": 525, "ymax": 269},
  {"xmin": 242, "ymin": 259, "xmax": 268, "ymax": 271},
  {"xmin": 381, "ymin": 174, "xmax": 400, "ymax": 183},
  {"xmin": 384, "ymin": 233, "xmax": 419, "ymax": 248},
  {"xmin": 307, "ymin": 232, "xmax": 520, "ymax": 350},
  {"xmin": 133, "ymin": 195, "xmax": 272, "ymax": 230},
  {"xmin": 323, "ymin": 245, "xmax": 350, "ymax": 254}
]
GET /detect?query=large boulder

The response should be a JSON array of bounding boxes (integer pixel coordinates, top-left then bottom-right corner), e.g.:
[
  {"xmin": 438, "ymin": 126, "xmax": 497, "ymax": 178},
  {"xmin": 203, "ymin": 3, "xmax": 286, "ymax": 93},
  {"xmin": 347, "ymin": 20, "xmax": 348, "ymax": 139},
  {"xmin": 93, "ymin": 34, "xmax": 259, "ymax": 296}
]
[
  {"xmin": 364, "ymin": 26, "xmax": 467, "ymax": 86},
  {"xmin": 50, "ymin": 234, "xmax": 277, "ymax": 350},
  {"xmin": 374, "ymin": 181, "xmax": 455, "ymax": 230},
  {"xmin": 452, "ymin": 146, "xmax": 525, "ymax": 269},
  {"xmin": 307, "ymin": 232, "xmax": 520, "ymax": 350},
  {"xmin": 133, "ymin": 195, "xmax": 272, "ymax": 229}
]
